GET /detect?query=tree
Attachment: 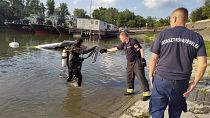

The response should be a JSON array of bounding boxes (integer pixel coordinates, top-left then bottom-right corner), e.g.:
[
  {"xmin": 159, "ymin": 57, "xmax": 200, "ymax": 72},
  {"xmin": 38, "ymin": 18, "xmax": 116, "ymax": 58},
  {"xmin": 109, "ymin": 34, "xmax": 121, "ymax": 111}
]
[
  {"xmin": 40, "ymin": 3, "xmax": 45, "ymax": 17},
  {"xmin": 0, "ymin": 0, "xmax": 12, "ymax": 24},
  {"xmin": 104, "ymin": 7, "xmax": 118, "ymax": 25},
  {"xmin": 30, "ymin": 0, "xmax": 41, "ymax": 15},
  {"xmin": 73, "ymin": 8, "xmax": 88, "ymax": 18},
  {"xmin": 58, "ymin": 3, "xmax": 69, "ymax": 17},
  {"xmin": 46, "ymin": 0, "xmax": 55, "ymax": 16},
  {"xmin": 116, "ymin": 9, "xmax": 135, "ymax": 27},
  {"xmin": 9, "ymin": 0, "xmax": 25, "ymax": 19},
  {"xmin": 135, "ymin": 15, "xmax": 146, "ymax": 27},
  {"xmin": 202, "ymin": 0, "xmax": 210, "ymax": 19},
  {"xmin": 191, "ymin": 7, "xmax": 204, "ymax": 22},
  {"xmin": 146, "ymin": 16, "xmax": 156, "ymax": 28},
  {"xmin": 190, "ymin": 0, "xmax": 210, "ymax": 22},
  {"xmin": 154, "ymin": 17, "xmax": 170, "ymax": 27},
  {"xmin": 92, "ymin": 7, "xmax": 107, "ymax": 20}
]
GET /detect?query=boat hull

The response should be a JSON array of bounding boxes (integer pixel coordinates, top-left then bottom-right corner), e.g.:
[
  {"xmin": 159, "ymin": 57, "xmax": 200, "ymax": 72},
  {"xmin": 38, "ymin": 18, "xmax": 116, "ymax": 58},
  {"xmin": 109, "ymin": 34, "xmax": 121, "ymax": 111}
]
[
  {"xmin": 31, "ymin": 24, "xmax": 59, "ymax": 35},
  {"xmin": 6, "ymin": 23, "xmax": 34, "ymax": 34},
  {"xmin": 56, "ymin": 26, "xmax": 73, "ymax": 35}
]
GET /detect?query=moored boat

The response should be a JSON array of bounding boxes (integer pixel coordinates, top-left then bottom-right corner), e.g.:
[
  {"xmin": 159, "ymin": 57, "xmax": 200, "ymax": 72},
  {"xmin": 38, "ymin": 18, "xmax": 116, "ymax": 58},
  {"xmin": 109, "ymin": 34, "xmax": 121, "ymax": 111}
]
[
  {"xmin": 6, "ymin": 22, "xmax": 34, "ymax": 34},
  {"xmin": 31, "ymin": 24, "xmax": 59, "ymax": 35},
  {"xmin": 56, "ymin": 25, "xmax": 74, "ymax": 35}
]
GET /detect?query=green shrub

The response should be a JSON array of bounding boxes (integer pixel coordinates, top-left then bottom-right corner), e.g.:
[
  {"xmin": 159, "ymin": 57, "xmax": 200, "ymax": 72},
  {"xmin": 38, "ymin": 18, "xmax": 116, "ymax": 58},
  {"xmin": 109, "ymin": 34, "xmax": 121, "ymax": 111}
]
[{"xmin": 204, "ymin": 41, "xmax": 210, "ymax": 57}]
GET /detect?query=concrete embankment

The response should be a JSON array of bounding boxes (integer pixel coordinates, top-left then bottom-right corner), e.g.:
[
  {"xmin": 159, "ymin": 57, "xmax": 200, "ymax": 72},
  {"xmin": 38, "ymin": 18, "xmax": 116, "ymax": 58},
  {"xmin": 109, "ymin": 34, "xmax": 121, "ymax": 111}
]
[
  {"xmin": 186, "ymin": 19, "xmax": 210, "ymax": 41},
  {"xmin": 109, "ymin": 58, "xmax": 210, "ymax": 118},
  {"xmin": 109, "ymin": 78, "xmax": 210, "ymax": 118}
]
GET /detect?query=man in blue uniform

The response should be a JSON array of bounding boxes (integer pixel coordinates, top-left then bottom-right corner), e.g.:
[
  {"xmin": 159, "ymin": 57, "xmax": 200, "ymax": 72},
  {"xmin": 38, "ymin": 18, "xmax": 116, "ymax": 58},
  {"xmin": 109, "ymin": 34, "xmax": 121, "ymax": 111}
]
[
  {"xmin": 100, "ymin": 32, "xmax": 150, "ymax": 101},
  {"xmin": 149, "ymin": 7, "xmax": 207, "ymax": 118}
]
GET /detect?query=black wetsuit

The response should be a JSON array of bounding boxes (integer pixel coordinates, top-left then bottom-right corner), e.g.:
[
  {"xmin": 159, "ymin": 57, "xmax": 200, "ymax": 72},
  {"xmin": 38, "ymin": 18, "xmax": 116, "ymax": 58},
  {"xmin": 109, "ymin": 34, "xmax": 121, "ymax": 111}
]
[{"xmin": 67, "ymin": 45, "xmax": 96, "ymax": 86}]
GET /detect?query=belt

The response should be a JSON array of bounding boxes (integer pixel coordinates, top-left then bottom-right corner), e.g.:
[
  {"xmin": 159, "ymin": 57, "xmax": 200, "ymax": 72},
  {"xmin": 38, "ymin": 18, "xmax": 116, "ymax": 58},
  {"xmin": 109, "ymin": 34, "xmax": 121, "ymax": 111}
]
[{"xmin": 155, "ymin": 74, "xmax": 189, "ymax": 82}]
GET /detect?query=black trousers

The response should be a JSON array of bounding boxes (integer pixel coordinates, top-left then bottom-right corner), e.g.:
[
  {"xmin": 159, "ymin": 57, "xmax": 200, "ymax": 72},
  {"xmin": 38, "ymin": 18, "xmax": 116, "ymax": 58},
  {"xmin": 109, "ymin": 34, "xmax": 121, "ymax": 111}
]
[
  {"xmin": 126, "ymin": 59, "xmax": 149, "ymax": 92},
  {"xmin": 67, "ymin": 56, "xmax": 83, "ymax": 86}
]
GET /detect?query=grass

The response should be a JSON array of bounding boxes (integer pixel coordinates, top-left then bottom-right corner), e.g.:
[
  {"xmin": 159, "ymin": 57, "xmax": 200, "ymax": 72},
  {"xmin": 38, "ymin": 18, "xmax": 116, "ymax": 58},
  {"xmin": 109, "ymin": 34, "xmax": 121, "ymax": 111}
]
[{"xmin": 204, "ymin": 41, "xmax": 210, "ymax": 57}]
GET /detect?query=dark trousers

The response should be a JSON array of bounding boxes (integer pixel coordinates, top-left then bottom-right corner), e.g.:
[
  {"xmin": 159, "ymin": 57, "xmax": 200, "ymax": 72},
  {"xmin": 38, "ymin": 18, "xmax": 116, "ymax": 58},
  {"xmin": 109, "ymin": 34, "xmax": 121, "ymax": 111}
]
[
  {"xmin": 149, "ymin": 75, "xmax": 189, "ymax": 118},
  {"xmin": 67, "ymin": 56, "xmax": 83, "ymax": 86},
  {"xmin": 126, "ymin": 59, "xmax": 149, "ymax": 92}
]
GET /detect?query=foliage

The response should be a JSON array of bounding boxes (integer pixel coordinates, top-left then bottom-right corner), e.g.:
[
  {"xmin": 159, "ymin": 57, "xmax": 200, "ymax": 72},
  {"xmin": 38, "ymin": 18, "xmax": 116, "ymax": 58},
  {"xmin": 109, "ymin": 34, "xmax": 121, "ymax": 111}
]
[
  {"xmin": 190, "ymin": 0, "xmax": 210, "ymax": 22},
  {"xmin": 146, "ymin": 16, "xmax": 156, "ymax": 28},
  {"xmin": 55, "ymin": 3, "xmax": 69, "ymax": 17},
  {"xmin": 191, "ymin": 8, "xmax": 205, "ymax": 22},
  {"xmin": 204, "ymin": 41, "xmax": 210, "ymax": 57},
  {"xmin": 0, "ymin": 0, "xmax": 12, "ymax": 24},
  {"xmin": 2, "ymin": 0, "xmax": 210, "ymax": 28},
  {"xmin": 46, "ymin": 0, "xmax": 55, "ymax": 16},
  {"xmin": 9, "ymin": 0, "xmax": 25, "ymax": 19},
  {"xmin": 73, "ymin": 8, "xmax": 89, "ymax": 18},
  {"xmin": 154, "ymin": 17, "xmax": 170, "ymax": 27},
  {"xmin": 135, "ymin": 15, "xmax": 146, "ymax": 27}
]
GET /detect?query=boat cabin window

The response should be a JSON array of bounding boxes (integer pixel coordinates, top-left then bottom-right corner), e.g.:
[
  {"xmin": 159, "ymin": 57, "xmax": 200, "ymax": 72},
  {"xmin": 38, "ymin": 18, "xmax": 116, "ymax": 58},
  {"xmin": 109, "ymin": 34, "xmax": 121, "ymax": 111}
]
[
  {"xmin": 95, "ymin": 21, "xmax": 98, "ymax": 25},
  {"xmin": 91, "ymin": 20, "xmax": 94, "ymax": 24}
]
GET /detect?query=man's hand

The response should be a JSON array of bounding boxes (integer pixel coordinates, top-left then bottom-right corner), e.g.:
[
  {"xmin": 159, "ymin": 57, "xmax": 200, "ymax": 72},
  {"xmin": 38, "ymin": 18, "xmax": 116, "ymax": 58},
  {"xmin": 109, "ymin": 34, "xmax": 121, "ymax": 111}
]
[
  {"xmin": 141, "ymin": 58, "xmax": 147, "ymax": 67},
  {"xmin": 100, "ymin": 49, "xmax": 107, "ymax": 54},
  {"xmin": 149, "ymin": 75, "xmax": 154, "ymax": 89},
  {"xmin": 183, "ymin": 81, "xmax": 197, "ymax": 97}
]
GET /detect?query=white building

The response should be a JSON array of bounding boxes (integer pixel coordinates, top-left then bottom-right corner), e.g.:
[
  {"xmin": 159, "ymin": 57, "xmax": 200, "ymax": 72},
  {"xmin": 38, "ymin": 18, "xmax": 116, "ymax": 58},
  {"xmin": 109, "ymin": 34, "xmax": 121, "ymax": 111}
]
[{"xmin": 76, "ymin": 18, "xmax": 107, "ymax": 32}]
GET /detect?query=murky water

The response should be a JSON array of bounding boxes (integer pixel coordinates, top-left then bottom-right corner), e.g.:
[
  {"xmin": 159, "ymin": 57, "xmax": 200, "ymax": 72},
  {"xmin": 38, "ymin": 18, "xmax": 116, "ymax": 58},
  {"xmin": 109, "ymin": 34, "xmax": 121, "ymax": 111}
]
[
  {"xmin": 0, "ymin": 32, "xmax": 153, "ymax": 118},
  {"xmin": 0, "ymin": 32, "xmax": 209, "ymax": 118}
]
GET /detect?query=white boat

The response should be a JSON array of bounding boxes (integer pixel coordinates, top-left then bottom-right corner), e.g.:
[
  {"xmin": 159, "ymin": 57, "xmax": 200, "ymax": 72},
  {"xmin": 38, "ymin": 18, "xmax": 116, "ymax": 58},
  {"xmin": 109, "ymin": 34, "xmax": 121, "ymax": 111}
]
[{"xmin": 35, "ymin": 41, "xmax": 75, "ymax": 49}]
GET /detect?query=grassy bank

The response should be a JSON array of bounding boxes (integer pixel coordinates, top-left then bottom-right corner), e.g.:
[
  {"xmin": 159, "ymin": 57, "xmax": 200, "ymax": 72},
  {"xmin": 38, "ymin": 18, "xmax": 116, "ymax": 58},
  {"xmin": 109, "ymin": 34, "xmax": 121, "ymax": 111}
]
[{"xmin": 204, "ymin": 41, "xmax": 210, "ymax": 57}]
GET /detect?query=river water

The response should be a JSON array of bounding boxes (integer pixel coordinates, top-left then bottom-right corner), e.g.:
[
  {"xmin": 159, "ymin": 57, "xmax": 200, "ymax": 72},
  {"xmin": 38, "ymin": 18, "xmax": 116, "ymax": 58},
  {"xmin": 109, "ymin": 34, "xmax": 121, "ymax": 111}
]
[
  {"xmin": 0, "ymin": 32, "xmax": 153, "ymax": 118},
  {"xmin": 1, "ymin": 32, "xmax": 209, "ymax": 118}
]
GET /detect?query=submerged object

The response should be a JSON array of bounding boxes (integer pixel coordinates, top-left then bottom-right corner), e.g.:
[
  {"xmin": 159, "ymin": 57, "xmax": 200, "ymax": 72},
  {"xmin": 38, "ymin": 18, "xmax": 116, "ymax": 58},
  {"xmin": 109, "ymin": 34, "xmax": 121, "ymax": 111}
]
[{"xmin": 9, "ymin": 42, "xmax": 19, "ymax": 48}]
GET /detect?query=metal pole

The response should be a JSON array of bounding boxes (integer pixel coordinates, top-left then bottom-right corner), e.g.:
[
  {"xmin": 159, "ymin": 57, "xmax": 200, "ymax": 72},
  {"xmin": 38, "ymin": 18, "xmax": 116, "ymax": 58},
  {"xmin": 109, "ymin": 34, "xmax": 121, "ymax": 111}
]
[{"xmin": 90, "ymin": 0, "xmax": 92, "ymax": 18}]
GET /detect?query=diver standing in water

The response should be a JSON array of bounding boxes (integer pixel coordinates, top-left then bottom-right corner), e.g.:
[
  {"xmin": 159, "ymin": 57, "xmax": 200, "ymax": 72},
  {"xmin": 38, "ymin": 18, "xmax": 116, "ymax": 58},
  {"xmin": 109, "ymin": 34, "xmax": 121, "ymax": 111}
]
[{"xmin": 63, "ymin": 38, "xmax": 97, "ymax": 87}]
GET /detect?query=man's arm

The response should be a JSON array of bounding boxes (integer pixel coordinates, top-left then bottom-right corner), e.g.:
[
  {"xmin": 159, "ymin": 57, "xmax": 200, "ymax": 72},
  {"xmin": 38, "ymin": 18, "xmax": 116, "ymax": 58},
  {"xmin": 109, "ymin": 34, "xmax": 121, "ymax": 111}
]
[
  {"xmin": 140, "ymin": 48, "xmax": 144, "ymax": 58},
  {"xmin": 183, "ymin": 56, "xmax": 207, "ymax": 97},
  {"xmin": 100, "ymin": 47, "xmax": 118, "ymax": 53},
  {"xmin": 149, "ymin": 53, "xmax": 159, "ymax": 88},
  {"xmin": 107, "ymin": 47, "xmax": 118, "ymax": 52}
]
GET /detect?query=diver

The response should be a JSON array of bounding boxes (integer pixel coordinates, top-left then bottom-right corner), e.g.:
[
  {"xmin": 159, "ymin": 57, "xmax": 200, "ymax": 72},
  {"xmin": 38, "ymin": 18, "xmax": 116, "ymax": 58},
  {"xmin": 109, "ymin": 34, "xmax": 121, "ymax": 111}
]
[{"xmin": 65, "ymin": 38, "xmax": 97, "ymax": 87}]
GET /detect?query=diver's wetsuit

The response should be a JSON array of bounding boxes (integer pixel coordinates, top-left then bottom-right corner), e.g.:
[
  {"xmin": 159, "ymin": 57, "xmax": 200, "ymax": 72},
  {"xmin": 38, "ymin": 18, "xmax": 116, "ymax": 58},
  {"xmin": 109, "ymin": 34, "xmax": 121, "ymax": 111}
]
[{"xmin": 67, "ymin": 45, "xmax": 96, "ymax": 86}]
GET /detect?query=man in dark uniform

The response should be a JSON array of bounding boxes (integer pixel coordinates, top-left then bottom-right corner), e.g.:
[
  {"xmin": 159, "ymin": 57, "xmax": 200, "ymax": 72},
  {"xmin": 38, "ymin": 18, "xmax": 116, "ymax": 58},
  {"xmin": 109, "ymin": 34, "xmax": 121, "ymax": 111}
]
[
  {"xmin": 67, "ymin": 38, "xmax": 97, "ymax": 87},
  {"xmin": 149, "ymin": 7, "xmax": 207, "ymax": 118},
  {"xmin": 100, "ymin": 32, "xmax": 151, "ymax": 101}
]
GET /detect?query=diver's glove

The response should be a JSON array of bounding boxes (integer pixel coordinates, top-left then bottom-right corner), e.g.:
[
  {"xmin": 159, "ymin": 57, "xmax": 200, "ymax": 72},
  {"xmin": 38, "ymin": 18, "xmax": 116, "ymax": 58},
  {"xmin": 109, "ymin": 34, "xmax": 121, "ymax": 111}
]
[
  {"xmin": 141, "ymin": 58, "xmax": 147, "ymax": 67},
  {"xmin": 100, "ymin": 49, "xmax": 107, "ymax": 53},
  {"xmin": 81, "ymin": 58, "xmax": 85, "ymax": 61}
]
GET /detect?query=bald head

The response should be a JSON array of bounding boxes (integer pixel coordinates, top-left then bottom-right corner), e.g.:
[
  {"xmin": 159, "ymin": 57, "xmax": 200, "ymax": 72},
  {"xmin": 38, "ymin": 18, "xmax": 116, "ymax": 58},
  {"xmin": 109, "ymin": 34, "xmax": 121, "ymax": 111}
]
[
  {"xmin": 170, "ymin": 7, "xmax": 188, "ymax": 27},
  {"xmin": 119, "ymin": 31, "xmax": 129, "ymax": 43},
  {"xmin": 120, "ymin": 31, "xmax": 128, "ymax": 37}
]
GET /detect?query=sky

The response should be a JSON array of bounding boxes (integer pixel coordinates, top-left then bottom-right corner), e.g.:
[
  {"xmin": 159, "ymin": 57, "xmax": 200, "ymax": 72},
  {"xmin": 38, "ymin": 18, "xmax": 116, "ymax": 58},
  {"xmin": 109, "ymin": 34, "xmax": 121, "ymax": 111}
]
[{"xmin": 40, "ymin": 0, "xmax": 205, "ymax": 19}]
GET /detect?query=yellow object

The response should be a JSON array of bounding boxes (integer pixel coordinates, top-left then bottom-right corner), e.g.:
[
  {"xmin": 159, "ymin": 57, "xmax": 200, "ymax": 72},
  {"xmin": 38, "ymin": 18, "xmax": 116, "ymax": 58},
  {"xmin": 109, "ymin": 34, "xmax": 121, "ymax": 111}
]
[
  {"xmin": 127, "ymin": 89, "xmax": 134, "ymax": 93},
  {"xmin": 143, "ymin": 91, "xmax": 151, "ymax": 96}
]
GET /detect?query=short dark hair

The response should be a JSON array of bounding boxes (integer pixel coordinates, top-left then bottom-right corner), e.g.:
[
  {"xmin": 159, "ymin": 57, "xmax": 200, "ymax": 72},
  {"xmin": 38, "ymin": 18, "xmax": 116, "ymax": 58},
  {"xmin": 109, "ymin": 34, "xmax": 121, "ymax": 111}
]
[{"xmin": 172, "ymin": 7, "xmax": 188, "ymax": 21}]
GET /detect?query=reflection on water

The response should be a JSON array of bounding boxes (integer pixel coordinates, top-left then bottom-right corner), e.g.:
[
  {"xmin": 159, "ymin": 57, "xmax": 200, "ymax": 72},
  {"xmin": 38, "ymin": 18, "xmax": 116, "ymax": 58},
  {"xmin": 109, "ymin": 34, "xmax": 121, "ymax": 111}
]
[{"xmin": 0, "ymin": 32, "xmax": 154, "ymax": 117}]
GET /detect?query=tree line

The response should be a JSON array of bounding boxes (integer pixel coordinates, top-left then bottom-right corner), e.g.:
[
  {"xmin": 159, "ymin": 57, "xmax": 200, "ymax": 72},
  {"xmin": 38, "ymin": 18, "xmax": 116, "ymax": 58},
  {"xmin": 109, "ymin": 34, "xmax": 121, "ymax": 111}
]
[
  {"xmin": 190, "ymin": 0, "xmax": 210, "ymax": 22},
  {"xmin": 0, "ymin": 0, "xmax": 210, "ymax": 27}
]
